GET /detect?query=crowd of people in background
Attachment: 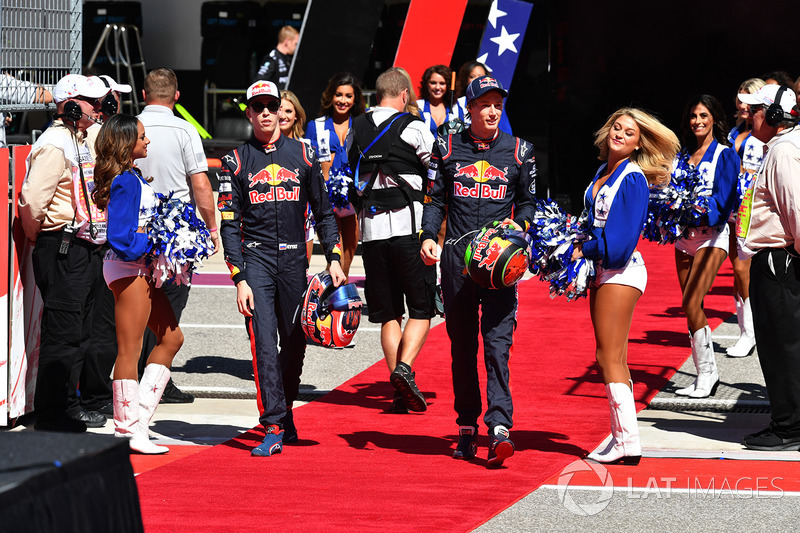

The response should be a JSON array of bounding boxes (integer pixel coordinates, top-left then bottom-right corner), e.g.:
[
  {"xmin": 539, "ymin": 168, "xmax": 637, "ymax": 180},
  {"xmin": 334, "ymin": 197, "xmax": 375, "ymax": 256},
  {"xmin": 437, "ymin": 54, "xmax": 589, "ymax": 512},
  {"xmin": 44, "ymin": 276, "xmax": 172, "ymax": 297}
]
[{"xmin": 13, "ymin": 24, "xmax": 800, "ymax": 467}]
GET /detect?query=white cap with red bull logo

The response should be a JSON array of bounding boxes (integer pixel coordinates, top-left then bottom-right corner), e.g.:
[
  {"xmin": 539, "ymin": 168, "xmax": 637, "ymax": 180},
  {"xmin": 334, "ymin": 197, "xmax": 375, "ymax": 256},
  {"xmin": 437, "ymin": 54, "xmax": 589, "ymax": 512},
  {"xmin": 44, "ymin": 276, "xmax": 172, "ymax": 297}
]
[{"xmin": 246, "ymin": 80, "xmax": 280, "ymax": 103}]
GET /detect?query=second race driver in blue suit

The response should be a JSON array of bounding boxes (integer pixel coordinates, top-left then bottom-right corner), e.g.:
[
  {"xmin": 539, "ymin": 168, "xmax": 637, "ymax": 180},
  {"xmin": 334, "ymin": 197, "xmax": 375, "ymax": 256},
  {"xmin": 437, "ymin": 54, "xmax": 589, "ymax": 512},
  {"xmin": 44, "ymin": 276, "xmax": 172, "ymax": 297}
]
[
  {"xmin": 219, "ymin": 80, "xmax": 345, "ymax": 457},
  {"xmin": 420, "ymin": 76, "xmax": 537, "ymax": 468}
]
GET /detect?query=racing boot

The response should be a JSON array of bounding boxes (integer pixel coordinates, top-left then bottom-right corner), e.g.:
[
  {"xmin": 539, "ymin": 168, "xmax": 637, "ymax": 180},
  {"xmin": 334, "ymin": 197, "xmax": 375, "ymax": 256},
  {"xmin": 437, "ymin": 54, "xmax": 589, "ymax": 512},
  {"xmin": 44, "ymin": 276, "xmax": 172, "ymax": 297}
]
[
  {"xmin": 452, "ymin": 425, "xmax": 478, "ymax": 460},
  {"xmin": 487, "ymin": 425, "xmax": 515, "ymax": 468}
]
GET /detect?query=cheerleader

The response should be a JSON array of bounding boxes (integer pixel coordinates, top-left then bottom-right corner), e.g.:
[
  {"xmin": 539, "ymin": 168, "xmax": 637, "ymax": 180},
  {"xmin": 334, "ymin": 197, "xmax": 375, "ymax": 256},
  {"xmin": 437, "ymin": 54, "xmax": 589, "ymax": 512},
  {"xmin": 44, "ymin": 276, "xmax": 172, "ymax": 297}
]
[
  {"xmin": 726, "ymin": 79, "xmax": 765, "ymax": 358},
  {"xmin": 416, "ymin": 64, "xmax": 464, "ymax": 137},
  {"xmin": 673, "ymin": 95, "xmax": 741, "ymax": 398},
  {"xmin": 574, "ymin": 108, "xmax": 679, "ymax": 464},
  {"xmin": 454, "ymin": 61, "xmax": 488, "ymax": 126},
  {"xmin": 306, "ymin": 73, "xmax": 366, "ymax": 276},
  {"xmin": 93, "ymin": 114, "xmax": 183, "ymax": 454}
]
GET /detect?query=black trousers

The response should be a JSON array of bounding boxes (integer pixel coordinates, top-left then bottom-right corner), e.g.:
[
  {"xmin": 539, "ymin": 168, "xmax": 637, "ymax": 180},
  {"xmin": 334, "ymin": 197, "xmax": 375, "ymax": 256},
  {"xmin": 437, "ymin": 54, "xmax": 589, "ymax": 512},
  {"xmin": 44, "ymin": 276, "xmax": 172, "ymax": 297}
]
[
  {"xmin": 138, "ymin": 277, "xmax": 190, "ymax": 377},
  {"xmin": 32, "ymin": 232, "xmax": 103, "ymax": 422},
  {"xmin": 74, "ymin": 267, "xmax": 117, "ymax": 412},
  {"xmin": 750, "ymin": 248, "xmax": 800, "ymax": 437}
]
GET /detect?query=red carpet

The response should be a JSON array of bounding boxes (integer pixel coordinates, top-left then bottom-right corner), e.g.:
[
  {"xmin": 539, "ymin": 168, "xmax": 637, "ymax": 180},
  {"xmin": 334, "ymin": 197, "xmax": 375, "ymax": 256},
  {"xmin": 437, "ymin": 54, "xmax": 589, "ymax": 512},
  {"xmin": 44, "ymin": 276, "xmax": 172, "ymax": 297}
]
[{"xmin": 135, "ymin": 240, "xmax": 735, "ymax": 531}]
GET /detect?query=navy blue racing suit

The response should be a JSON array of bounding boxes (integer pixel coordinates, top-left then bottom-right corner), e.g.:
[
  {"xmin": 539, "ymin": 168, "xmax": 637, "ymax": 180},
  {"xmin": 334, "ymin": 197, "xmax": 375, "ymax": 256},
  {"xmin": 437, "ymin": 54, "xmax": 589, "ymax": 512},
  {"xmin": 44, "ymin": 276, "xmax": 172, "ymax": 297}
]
[
  {"xmin": 219, "ymin": 134, "xmax": 341, "ymax": 429},
  {"xmin": 420, "ymin": 128, "xmax": 537, "ymax": 432}
]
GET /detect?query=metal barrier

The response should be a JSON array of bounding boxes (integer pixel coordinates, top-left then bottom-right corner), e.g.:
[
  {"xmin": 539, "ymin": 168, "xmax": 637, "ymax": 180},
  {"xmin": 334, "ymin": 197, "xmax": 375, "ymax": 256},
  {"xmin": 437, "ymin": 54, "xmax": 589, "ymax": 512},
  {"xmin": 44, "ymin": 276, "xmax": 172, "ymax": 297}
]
[{"xmin": 0, "ymin": 0, "xmax": 82, "ymax": 111}]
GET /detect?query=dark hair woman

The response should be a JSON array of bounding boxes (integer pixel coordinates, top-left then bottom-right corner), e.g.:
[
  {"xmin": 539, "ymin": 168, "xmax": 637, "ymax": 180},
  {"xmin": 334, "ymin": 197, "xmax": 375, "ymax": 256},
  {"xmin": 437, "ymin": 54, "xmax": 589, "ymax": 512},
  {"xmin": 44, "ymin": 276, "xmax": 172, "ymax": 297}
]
[
  {"xmin": 673, "ymin": 95, "xmax": 740, "ymax": 398},
  {"xmin": 94, "ymin": 113, "xmax": 183, "ymax": 455},
  {"xmin": 305, "ymin": 72, "xmax": 366, "ymax": 276}
]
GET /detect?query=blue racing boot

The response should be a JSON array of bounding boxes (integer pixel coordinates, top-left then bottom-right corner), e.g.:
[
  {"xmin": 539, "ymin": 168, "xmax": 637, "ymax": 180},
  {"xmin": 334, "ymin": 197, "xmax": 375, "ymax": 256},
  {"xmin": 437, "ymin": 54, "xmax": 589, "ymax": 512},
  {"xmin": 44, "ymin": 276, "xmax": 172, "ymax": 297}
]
[
  {"xmin": 452, "ymin": 426, "xmax": 478, "ymax": 459},
  {"xmin": 251, "ymin": 425, "xmax": 284, "ymax": 457},
  {"xmin": 487, "ymin": 425, "xmax": 514, "ymax": 468},
  {"xmin": 282, "ymin": 408, "xmax": 298, "ymax": 444}
]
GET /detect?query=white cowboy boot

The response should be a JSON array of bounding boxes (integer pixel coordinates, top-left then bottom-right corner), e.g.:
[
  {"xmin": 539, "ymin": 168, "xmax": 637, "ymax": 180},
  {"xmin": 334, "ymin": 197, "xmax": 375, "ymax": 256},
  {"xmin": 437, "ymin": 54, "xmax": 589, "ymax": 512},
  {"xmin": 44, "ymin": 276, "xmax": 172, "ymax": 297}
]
[
  {"xmin": 727, "ymin": 297, "xmax": 756, "ymax": 358},
  {"xmin": 688, "ymin": 325, "xmax": 719, "ymax": 398},
  {"xmin": 675, "ymin": 330, "xmax": 698, "ymax": 396},
  {"xmin": 136, "ymin": 363, "xmax": 171, "ymax": 454},
  {"xmin": 113, "ymin": 379, "xmax": 168, "ymax": 455},
  {"xmin": 587, "ymin": 382, "xmax": 641, "ymax": 465}
]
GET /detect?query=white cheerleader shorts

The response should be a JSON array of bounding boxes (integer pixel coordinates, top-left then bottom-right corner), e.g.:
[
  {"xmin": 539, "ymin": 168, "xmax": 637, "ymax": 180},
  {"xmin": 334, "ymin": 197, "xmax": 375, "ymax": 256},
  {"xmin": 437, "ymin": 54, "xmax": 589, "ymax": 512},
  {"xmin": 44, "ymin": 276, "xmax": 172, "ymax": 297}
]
[
  {"xmin": 594, "ymin": 251, "xmax": 647, "ymax": 294},
  {"xmin": 675, "ymin": 224, "xmax": 729, "ymax": 257},
  {"xmin": 103, "ymin": 250, "xmax": 151, "ymax": 285}
]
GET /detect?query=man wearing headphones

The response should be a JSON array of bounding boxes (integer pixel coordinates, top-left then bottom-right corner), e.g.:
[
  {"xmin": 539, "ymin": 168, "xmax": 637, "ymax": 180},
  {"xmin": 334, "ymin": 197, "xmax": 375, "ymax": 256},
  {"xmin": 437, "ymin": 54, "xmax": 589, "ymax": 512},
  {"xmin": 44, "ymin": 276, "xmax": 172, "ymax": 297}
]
[
  {"xmin": 74, "ymin": 74, "xmax": 134, "ymax": 423},
  {"xmin": 18, "ymin": 74, "xmax": 109, "ymax": 432},
  {"xmin": 737, "ymin": 84, "xmax": 800, "ymax": 451},
  {"xmin": 135, "ymin": 67, "xmax": 219, "ymax": 404}
]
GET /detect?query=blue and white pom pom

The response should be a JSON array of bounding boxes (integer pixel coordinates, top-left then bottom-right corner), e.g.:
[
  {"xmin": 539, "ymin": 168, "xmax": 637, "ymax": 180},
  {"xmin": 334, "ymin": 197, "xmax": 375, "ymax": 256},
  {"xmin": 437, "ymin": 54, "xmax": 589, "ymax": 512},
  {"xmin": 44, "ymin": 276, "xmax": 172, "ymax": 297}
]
[
  {"xmin": 527, "ymin": 198, "xmax": 596, "ymax": 300},
  {"xmin": 328, "ymin": 163, "xmax": 355, "ymax": 211},
  {"xmin": 147, "ymin": 192, "xmax": 214, "ymax": 287},
  {"xmin": 643, "ymin": 151, "xmax": 711, "ymax": 244}
]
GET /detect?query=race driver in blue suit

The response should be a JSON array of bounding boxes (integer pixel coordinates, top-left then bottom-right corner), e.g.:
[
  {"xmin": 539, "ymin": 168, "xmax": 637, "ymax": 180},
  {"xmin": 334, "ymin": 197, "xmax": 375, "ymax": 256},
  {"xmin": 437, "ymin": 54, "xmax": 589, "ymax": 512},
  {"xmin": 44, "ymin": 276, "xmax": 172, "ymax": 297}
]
[
  {"xmin": 420, "ymin": 76, "xmax": 537, "ymax": 468},
  {"xmin": 219, "ymin": 80, "xmax": 345, "ymax": 457}
]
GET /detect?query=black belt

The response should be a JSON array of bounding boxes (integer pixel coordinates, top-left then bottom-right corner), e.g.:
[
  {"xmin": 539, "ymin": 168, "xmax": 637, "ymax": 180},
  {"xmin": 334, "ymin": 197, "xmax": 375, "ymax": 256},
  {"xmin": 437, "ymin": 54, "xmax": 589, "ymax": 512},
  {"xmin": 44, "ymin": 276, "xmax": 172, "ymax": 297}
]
[{"xmin": 38, "ymin": 230, "xmax": 104, "ymax": 252}]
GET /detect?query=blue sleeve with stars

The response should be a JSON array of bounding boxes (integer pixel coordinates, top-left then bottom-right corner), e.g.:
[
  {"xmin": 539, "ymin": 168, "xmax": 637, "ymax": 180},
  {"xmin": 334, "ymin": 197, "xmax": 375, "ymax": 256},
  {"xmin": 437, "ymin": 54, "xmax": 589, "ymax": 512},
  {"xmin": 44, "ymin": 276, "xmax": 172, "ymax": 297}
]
[
  {"xmin": 705, "ymin": 146, "xmax": 740, "ymax": 227},
  {"xmin": 107, "ymin": 170, "xmax": 151, "ymax": 262},
  {"xmin": 581, "ymin": 172, "xmax": 649, "ymax": 269}
]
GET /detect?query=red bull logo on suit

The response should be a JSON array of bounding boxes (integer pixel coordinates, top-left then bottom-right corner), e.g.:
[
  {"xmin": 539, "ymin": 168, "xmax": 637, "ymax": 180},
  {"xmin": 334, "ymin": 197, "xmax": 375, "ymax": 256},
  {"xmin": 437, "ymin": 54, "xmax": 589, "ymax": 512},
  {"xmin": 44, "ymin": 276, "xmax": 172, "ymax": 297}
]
[
  {"xmin": 452, "ymin": 160, "xmax": 509, "ymax": 199},
  {"xmin": 248, "ymin": 163, "xmax": 301, "ymax": 204}
]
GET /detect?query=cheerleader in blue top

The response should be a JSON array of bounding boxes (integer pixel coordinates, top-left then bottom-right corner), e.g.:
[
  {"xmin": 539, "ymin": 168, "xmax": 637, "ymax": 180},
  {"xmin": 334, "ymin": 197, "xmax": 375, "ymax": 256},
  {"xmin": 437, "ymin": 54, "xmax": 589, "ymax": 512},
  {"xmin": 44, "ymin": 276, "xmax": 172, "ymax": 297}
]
[
  {"xmin": 454, "ymin": 61, "xmax": 488, "ymax": 127},
  {"xmin": 673, "ymin": 95, "xmax": 741, "ymax": 399},
  {"xmin": 92, "ymin": 114, "xmax": 183, "ymax": 455},
  {"xmin": 416, "ymin": 64, "xmax": 464, "ymax": 137},
  {"xmin": 726, "ymin": 79, "xmax": 765, "ymax": 358},
  {"xmin": 573, "ymin": 108, "xmax": 679, "ymax": 465},
  {"xmin": 305, "ymin": 73, "xmax": 366, "ymax": 276}
]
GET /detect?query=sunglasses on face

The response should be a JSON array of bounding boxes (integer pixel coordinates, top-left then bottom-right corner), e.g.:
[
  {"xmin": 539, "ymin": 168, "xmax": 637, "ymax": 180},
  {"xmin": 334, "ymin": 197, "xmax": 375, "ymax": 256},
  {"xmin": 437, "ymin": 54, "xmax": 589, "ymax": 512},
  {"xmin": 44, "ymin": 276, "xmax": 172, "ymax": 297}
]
[
  {"xmin": 73, "ymin": 96, "xmax": 100, "ymax": 106},
  {"xmin": 749, "ymin": 104, "xmax": 765, "ymax": 115},
  {"xmin": 250, "ymin": 100, "xmax": 280, "ymax": 114}
]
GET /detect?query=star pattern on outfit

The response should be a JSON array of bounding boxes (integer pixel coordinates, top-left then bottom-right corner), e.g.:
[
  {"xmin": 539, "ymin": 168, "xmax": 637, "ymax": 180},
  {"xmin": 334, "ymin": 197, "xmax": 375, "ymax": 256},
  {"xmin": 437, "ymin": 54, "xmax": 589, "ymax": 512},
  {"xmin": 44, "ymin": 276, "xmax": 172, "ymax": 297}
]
[
  {"xmin": 490, "ymin": 26, "xmax": 520, "ymax": 56},
  {"xmin": 487, "ymin": 0, "xmax": 507, "ymax": 28},
  {"xmin": 631, "ymin": 255, "xmax": 640, "ymax": 264},
  {"xmin": 121, "ymin": 399, "xmax": 131, "ymax": 408}
]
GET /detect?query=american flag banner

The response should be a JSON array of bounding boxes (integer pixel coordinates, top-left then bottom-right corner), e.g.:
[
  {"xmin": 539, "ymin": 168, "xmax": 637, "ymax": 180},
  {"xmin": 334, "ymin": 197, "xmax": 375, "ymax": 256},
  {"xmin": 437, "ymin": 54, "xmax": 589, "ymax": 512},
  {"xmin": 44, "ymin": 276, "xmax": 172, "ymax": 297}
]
[{"xmin": 476, "ymin": 0, "xmax": 533, "ymax": 134}]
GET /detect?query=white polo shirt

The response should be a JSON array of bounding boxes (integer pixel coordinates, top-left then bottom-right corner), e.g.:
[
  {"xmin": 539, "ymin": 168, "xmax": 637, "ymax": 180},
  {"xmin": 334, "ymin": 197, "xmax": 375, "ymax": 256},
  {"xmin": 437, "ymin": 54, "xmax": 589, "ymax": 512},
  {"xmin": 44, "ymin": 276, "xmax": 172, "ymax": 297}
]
[{"xmin": 135, "ymin": 104, "xmax": 208, "ymax": 203}]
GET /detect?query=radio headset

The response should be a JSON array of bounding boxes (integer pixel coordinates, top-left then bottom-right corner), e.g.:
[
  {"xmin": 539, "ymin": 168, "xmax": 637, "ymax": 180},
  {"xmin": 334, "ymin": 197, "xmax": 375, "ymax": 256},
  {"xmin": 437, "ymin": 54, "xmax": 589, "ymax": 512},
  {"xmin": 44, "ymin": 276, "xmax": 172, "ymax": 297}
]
[
  {"xmin": 765, "ymin": 86, "xmax": 800, "ymax": 127},
  {"xmin": 98, "ymin": 76, "xmax": 118, "ymax": 116},
  {"xmin": 57, "ymin": 100, "xmax": 83, "ymax": 122}
]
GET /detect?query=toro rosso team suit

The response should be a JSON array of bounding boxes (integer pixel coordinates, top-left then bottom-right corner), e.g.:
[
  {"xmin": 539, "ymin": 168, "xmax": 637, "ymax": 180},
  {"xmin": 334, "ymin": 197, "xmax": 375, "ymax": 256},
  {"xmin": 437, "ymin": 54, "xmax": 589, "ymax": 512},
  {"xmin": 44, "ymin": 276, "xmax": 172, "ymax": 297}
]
[
  {"xmin": 420, "ymin": 128, "xmax": 537, "ymax": 432},
  {"xmin": 219, "ymin": 135, "xmax": 341, "ymax": 429}
]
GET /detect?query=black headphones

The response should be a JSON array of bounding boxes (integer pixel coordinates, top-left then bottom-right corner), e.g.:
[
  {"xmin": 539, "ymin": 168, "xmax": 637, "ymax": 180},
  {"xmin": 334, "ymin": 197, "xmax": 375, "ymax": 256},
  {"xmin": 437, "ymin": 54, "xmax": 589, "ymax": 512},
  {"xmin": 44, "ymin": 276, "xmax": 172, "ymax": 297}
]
[
  {"xmin": 99, "ymin": 76, "xmax": 118, "ymax": 116},
  {"xmin": 765, "ymin": 86, "xmax": 800, "ymax": 127},
  {"xmin": 57, "ymin": 100, "xmax": 83, "ymax": 122}
]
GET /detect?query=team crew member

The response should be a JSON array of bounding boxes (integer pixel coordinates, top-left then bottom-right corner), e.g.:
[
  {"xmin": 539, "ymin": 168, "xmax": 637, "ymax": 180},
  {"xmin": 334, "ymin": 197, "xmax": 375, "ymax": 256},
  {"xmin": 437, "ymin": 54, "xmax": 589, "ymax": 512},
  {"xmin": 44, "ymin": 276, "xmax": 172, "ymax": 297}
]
[
  {"xmin": 254, "ymin": 25, "xmax": 299, "ymax": 90},
  {"xmin": 738, "ymin": 85, "xmax": 800, "ymax": 451},
  {"xmin": 420, "ymin": 76, "xmax": 537, "ymax": 467},
  {"xmin": 18, "ymin": 74, "xmax": 109, "ymax": 432},
  {"xmin": 348, "ymin": 69, "xmax": 436, "ymax": 414},
  {"xmin": 219, "ymin": 81, "xmax": 345, "ymax": 457},
  {"xmin": 135, "ymin": 68, "xmax": 219, "ymax": 404},
  {"xmin": 673, "ymin": 95, "xmax": 740, "ymax": 399},
  {"xmin": 575, "ymin": 108, "xmax": 679, "ymax": 465}
]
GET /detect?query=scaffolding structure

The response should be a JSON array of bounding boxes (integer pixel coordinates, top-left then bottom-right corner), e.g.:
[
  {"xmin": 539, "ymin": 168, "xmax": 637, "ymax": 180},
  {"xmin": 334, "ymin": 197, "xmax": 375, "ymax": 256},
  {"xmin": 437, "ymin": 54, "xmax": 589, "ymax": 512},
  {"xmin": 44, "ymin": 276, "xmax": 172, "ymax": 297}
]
[{"xmin": 0, "ymin": 0, "xmax": 81, "ymax": 111}]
